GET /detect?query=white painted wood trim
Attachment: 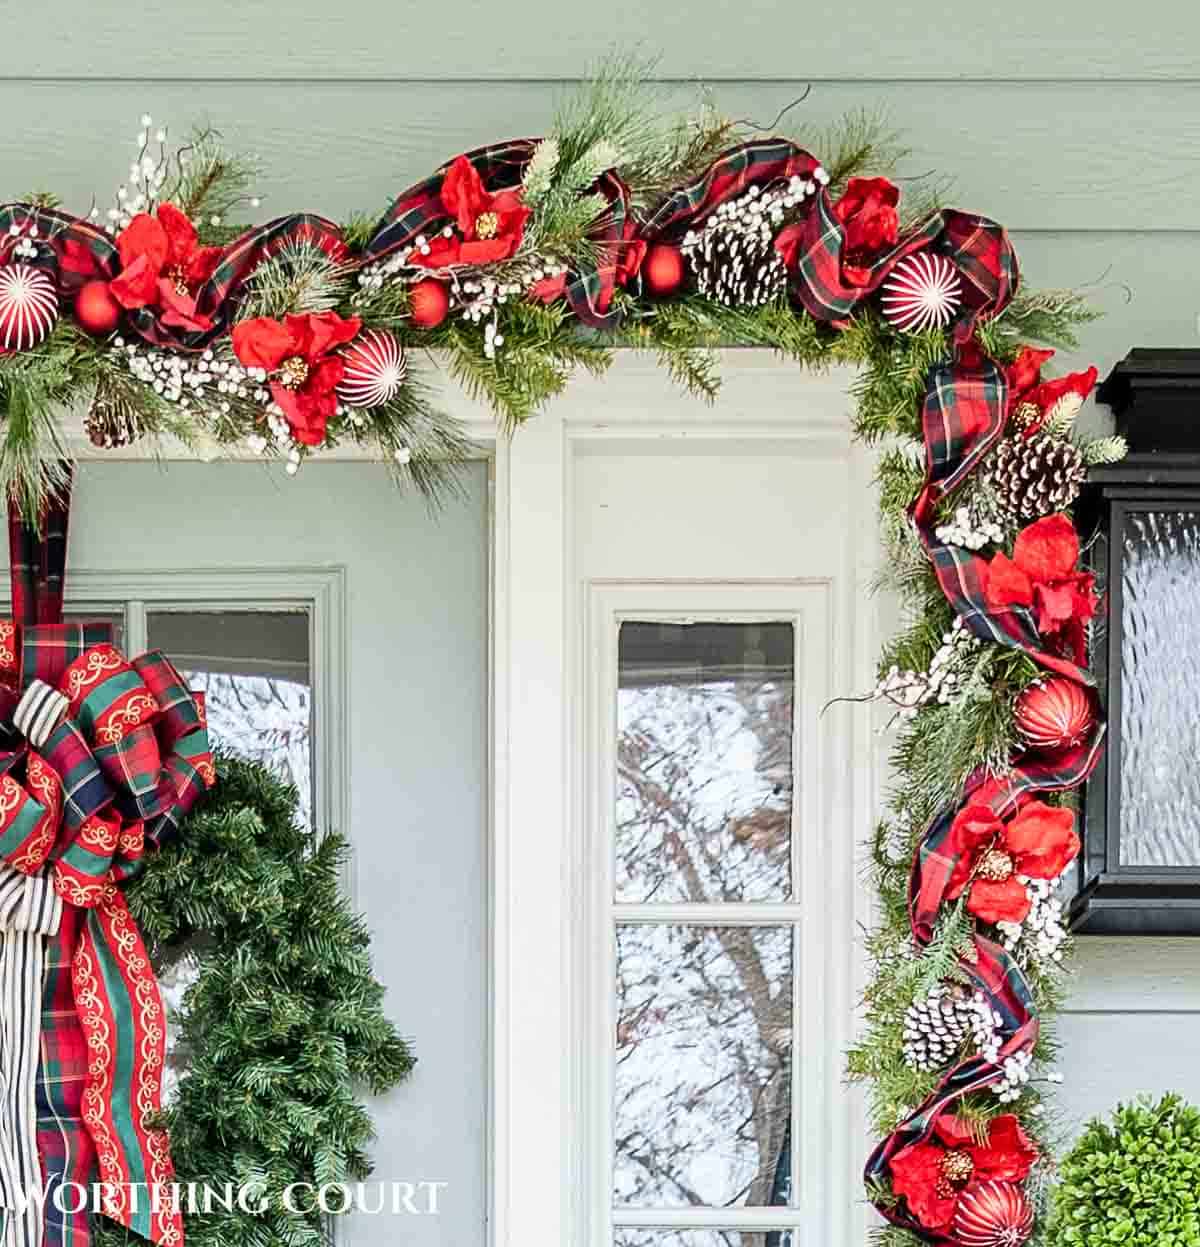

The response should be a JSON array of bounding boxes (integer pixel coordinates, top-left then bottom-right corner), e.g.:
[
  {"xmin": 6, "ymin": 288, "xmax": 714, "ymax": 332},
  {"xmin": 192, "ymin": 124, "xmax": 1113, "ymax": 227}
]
[{"xmin": 488, "ymin": 361, "xmax": 880, "ymax": 1247}]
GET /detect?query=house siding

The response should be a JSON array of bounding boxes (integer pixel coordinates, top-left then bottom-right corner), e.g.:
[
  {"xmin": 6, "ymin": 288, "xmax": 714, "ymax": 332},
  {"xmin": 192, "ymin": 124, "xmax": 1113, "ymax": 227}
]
[{"xmin": 5, "ymin": 0, "xmax": 1198, "ymax": 1161}]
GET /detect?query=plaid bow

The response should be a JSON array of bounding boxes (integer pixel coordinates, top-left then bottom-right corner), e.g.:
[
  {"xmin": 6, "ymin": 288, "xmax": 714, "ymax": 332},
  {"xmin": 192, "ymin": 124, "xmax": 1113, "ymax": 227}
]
[{"xmin": 864, "ymin": 353, "xmax": 1105, "ymax": 1237}]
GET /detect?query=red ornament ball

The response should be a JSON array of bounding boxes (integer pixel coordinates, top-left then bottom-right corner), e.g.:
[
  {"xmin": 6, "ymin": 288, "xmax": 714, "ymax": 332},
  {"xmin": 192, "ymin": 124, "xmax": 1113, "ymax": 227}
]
[
  {"xmin": 74, "ymin": 280, "xmax": 122, "ymax": 337},
  {"xmin": 0, "ymin": 263, "xmax": 58, "ymax": 351},
  {"xmin": 951, "ymin": 1181, "xmax": 1034, "ymax": 1247},
  {"xmin": 408, "ymin": 279, "xmax": 450, "ymax": 330},
  {"xmin": 1014, "ymin": 677, "xmax": 1094, "ymax": 752},
  {"xmin": 337, "ymin": 330, "xmax": 409, "ymax": 409},
  {"xmin": 643, "ymin": 243, "xmax": 685, "ymax": 297}
]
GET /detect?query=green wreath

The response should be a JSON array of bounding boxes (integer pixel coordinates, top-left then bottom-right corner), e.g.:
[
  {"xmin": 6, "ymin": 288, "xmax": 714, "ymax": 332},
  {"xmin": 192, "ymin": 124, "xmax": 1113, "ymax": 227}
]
[{"xmin": 92, "ymin": 752, "xmax": 413, "ymax": 1247}]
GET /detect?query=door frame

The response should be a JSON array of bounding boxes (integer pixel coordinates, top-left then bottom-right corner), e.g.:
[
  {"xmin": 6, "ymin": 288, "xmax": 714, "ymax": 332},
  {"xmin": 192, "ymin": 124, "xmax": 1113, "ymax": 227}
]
[{"xmin": 60, "ymin": 351, "xmax": 881, "ymax": 1246}]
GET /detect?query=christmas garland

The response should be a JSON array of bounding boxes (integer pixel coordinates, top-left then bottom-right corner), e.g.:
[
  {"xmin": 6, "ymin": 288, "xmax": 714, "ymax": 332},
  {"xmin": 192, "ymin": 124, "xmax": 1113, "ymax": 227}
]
[{"xmin": 0, "ymin": 57, "xmax": 1126, "ymax": 1247}]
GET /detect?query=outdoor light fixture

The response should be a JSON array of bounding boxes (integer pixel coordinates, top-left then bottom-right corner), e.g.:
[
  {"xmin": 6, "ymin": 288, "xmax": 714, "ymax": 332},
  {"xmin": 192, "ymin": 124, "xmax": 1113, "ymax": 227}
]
[{"xmin": 1072, "ymin": 349, "xmax": 1200, "ymax": 933}]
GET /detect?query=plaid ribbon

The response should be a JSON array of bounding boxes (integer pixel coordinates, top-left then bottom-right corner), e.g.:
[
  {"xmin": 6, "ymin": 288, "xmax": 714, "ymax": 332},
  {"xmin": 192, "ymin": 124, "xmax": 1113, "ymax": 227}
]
[
  {"xmin": 7, "ymin": 484, "xmax": 71, "ymax": 629},
  {"xmin": 863, "ymin": 354, "xmax": 1105, "ymax": 1236},
  {"xmin": 0, "ymin": 205, "xmax": 118, "ymax": 284},
  {"xmin": 789, "ymin": 198, "xmax": 1019, "ymax": 341},
  {"xmin": 2, "ymin": 505, "xmax": 214, "ymax": 1247},
  {"xmin": 638, "ymin": 138, "xmax": 822, "ymax": 242},
  {"xmin": 364, "ymin": 139, "xmax": 635, "ymax": 329}
]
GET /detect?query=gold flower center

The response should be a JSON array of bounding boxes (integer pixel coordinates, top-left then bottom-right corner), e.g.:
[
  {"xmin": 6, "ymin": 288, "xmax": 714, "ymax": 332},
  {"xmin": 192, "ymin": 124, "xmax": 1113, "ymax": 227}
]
[
  {"xmin": 277, "ymin": 356, "xmax": 310, "ymax": 390},
  {"xmin": 939, "ymin": 1148, "xmax": 975, "ymax": 1189},
  {"xmin": 977, "ymin": 848, "xmax": 1016, "ymax": 882},
  {"xmin": 1011, "ymin": 400, "xmax": 1041, "ymax": 431},
  {"xmin": 474, "ymin": 211, "xmax": 500, "ymax": 240},
  {"xmin": 164, "ymin": 265, "xmax": 190, "ymax": 297}
]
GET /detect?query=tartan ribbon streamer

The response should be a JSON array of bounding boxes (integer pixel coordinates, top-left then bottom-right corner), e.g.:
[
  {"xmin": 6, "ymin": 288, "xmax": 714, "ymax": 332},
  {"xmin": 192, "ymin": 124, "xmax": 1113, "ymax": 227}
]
[
  {"xmin": 637, "ymin": 139, "xmax": 823, "ymax": 242},
  {"xmin": 788, "ymin": 197, "xmax": 1019, "ymax": 342},
  {"xmin": 7, "ymin": 487, "xmax": 71, "ymax": 630},
  {"xmin": 863, "ymin": 355, "xmax": 1105, "ymax": 1237},
  {"xmin": 363, "ymin": 139, "xmax": 637, "ymax": 329},
  {"xmin": 0, "ymin": 617, "xmax": 214, "ymax": 1247}
]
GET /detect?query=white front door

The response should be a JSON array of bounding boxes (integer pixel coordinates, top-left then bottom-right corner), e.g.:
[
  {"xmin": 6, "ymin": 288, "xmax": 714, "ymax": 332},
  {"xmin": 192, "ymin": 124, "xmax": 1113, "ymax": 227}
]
[
  {"xmin": 492, "ymin": 357, "xmax": 882, "ymax": 1247},
  {"xmin": 57, "ymin": 459, "xmax": 490, "ymax": 1247}
]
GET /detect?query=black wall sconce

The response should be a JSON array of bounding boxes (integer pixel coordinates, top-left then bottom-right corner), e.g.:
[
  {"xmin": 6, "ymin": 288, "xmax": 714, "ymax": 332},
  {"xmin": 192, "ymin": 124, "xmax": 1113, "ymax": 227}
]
[{"xmin": 1072, "ymin": 349, "xmax": 1200, "ymax": 934}]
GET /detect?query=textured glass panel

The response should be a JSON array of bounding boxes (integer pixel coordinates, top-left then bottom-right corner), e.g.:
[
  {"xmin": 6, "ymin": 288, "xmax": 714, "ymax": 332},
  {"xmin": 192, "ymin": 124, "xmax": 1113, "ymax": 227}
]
[
  {"xmin": 616, "ymin": 622, "xmax": 794, "ymax": 903},
  {"xmin": 615, "ymin": 1231, "xmax": 792, "ymax": 1247},
  {"xmin": 614, "ymin": 925, "xmax": 792, "ymax": 1208},
  {"xmin": 148, "ymin": 610, "xmax": 312, "ymax": 827},
  {"xmin": 1119, "ymin": 511, "xmax": 1200, "ymax": 866}
]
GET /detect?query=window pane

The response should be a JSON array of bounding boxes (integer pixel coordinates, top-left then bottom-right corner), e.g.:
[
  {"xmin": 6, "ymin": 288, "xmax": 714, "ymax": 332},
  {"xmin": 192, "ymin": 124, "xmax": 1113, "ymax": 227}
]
[
  {"xmin": 147, "ymin": 610, "xmax": 312, "ymax": 827},
  {"xmin": 616, "ymin": 623, "xmax": 794, "ymax": 903},
  {"xmin": 614, "ymin": 925, "xmax": 792, "ymax": 1209},
  {"xmin": 614, "ymin": 1232, "xmax": 792, "ymax": 1247},
  {"xmin": 63, "ymin": 611, "xmax": 124, "ymax": 650},
  {"xmin": 1119, "ymin": 510, "xmax": 1200, "ymax": 866}
]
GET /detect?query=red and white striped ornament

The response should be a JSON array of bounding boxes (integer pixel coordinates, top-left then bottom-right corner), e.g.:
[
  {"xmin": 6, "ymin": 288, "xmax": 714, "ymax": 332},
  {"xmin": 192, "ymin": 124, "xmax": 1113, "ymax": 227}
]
[
  {"xmin": 951, "ymin": 1181, "xmax": 1034, "ymax": 1247},
  {"xmin": 0, "ymin": 263, "xmax": 58, "ymax": 352},
  {"xmin": 336, "ymin": 329, "xmax": 408, "ymax": 409},
  {"xmin": 1014, "ymin": 677, "xmax": 1094, "ymax": 751},
  {"xmin": 881, "ymin": 252, "xmax": 962, "ymax": 333}
]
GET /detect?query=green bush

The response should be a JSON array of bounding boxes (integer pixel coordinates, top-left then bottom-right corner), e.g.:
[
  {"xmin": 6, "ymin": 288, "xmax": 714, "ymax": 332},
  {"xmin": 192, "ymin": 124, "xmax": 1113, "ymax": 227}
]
[{"xmin": 1051, "ymin": 1094, "xmax": 1200, "ymax": 1247}]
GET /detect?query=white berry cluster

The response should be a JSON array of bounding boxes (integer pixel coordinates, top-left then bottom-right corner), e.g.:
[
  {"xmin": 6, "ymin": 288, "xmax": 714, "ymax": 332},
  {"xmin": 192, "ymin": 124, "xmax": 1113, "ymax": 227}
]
[
  {"xmin": 935, "ymin": 503, "xmax": 1007, "ymax": 551},
  {"xmin": 680, "ymin": 166, "xmax": 829, "ymax": 307},
  {"xmin": 355, "ymin": 227, "xmax": 458, "ymax": 293},
  {"xmin": 994, "ymin": 1048, "xmax": 1033, "ymax": 1103},
  {"xmin": 116, "ymin": 338, "xmax": 263, "ymax": 410},
  {"xmin": 995, "ymin": 874, "xmax": 1070, "ymax": 969},
  {"xmin": 5, "ymin": 221, "xmax": 41, "ymax": 261},
  {"xmin": 874, "ymin": 616, "xmax": 980, "ymax": 719}
]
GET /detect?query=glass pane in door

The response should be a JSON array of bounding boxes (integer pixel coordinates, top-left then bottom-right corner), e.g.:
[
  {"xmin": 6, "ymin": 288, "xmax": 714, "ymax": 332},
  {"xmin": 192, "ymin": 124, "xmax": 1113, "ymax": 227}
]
[
  {"xmin": 614, "ymin": 924, "xmax": 793, "ymax": 1208},
  {"xmin": 614, "ymin": 1232, "xmax": 792, "ymax": 1247},
  {"xmin": 616, "ymin": 622, "xmax": 795, "ymax": 903}
]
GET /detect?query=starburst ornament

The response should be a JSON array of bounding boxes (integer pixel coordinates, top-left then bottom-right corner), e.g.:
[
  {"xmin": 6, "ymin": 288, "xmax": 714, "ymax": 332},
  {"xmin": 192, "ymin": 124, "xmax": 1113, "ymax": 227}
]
[
  {"xmin": 880, "ymin": 252, "xmax": 963, "ymax": 333},
  {"xmin": 0, "ymin": 263, "xmax": 58, "ymax": 351},
  {"xmin": 336, "ymin": 330, "xmax": 408, "ymax": 409}
]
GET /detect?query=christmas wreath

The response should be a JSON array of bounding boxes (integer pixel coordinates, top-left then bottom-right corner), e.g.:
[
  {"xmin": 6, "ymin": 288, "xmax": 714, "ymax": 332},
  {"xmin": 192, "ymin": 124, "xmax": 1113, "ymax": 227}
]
[{"xmin": 0, "ymin": 54, "xmax": 1126, "ymax": 1247}]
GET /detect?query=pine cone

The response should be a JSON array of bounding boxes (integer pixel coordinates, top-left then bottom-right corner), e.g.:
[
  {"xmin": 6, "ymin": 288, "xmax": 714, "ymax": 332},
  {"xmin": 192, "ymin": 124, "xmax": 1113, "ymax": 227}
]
[
  {"xmin": 86, "ymin": 375, "xmax": 144, "ymax": 449},
  {"xmin": 984, "ymin": 433, "xmax": 1086, "ymax": 523},
  {"xmin": 682, "ymin": 218, "xmax": 785, "ymax": 307},
  {"xmin": 902, "ymin": 985, "xmax": 992, "ymax": 1073}
]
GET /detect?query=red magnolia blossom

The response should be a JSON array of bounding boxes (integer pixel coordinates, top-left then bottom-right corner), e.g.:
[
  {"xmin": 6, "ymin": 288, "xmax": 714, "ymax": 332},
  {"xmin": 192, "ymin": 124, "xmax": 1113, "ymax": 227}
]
[
  {"xmin": 232, "ymin": 311, "xmax": 362, "ymax": 446},
  {"xmin": 946, "ymin": 799, "xmax": 1080, "ymax": 924},
  {"xmin": 109, "ymin": 203, "xmax": 223, "ymax": 332},
  {"xmin": 1005, "ymin": 345, "xmax": 1098, "ymax": 439},
  {"xmin": 891, "ymin": 1113, "xmax": 1037, "ymax": 1233},
  {"xmin": 413, "ymin": 155, "xmax": 530, "ymax": 269},
  {"xmin": 833, "ymin": 176, "xmax": 900, "ymax": 285},
  {"xmin": 983, "ymin": 514, "xmax": 1098, "ymax": 663}
]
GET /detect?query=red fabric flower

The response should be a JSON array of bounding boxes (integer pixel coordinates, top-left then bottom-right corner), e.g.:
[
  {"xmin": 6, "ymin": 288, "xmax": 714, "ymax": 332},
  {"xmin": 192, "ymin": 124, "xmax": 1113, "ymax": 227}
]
[
  {"xmin": 109, "ymin": 203, "xmax": 223, "ymax": 331},
  {"xmin": 412, "ymin": 155, "xmax": 530, "ymax": 269},
  {"xmin": 890, "ymin": 1112, "xmax": 1038, "ymax": 1233},
  {"xmin": 945, "ymin": 799, "xmax": 1080, "ymax": 924},
  {"xmin": 983, "ymin": 514, "xmax": 1098, "ymax": 661},
  {"xmin": 832, "ymin": 177, "xmax": 900, "ymax": 286},
  {"xmin": 1005, "ymin": 346, "xmax": 1098, "ymax": 438},
  {"xmin": 231, "ymin": 311, "xmax": 362, "ymax": 446}
]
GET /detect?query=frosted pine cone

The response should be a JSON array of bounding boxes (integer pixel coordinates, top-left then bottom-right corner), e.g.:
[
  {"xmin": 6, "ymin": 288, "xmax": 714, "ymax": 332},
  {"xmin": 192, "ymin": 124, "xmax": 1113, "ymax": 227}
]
[
  {"xmin": 984, "ymin": 434, "xmax": 1086, "ymax": 523},
  {"xmin": 85, "ymin": 375, "xmax": 144, "ymax": 449},
  {"xmin": 902, "ymin": 985, "xmax": 998, "ymax": 1072}
]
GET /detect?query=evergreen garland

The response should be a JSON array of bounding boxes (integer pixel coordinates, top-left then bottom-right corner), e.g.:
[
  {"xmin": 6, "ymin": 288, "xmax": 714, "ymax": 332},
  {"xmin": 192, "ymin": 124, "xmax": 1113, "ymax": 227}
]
[{"xmin": 92, "ymin": 753, "xmax": 413, "ymax": 1247}]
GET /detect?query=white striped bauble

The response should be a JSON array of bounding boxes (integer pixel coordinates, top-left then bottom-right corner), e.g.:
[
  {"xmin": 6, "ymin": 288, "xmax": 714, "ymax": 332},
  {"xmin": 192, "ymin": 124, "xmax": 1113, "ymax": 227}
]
[
  {"xmin": 336, "ymin": 329, "xmax": 408, "ymax": 409},
  {"xmin": 951, "ymin": 1181, "xmax": 1034, "ymax": 1247},
  {"xmin": 881, "ymin": 251, "xmax": 963, "ymax": 333},
  {"xmin": 0, "ymin": 263, "xmax": 58, "ymax": 352}
]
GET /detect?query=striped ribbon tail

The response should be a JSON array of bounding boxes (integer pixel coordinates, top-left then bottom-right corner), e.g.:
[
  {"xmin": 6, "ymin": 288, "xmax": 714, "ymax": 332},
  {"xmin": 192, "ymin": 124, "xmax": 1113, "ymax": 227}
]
[
  {"xmin": 0, "ymin": 868, "xmax": 62, "ymax": 1247},
  {"xmin": 864, "ymin": 355, "xmax": 1106, "ymax": 1237}
]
